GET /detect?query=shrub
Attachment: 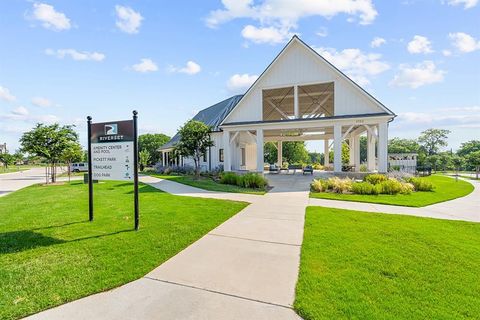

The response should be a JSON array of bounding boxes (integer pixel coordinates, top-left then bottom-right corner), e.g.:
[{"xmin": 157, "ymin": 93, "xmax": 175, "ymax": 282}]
[
  {"xmin": 220, "ymin": 172, "xmax": 238, "ymax": 185},
  {"xmin": 400, "ymin": 182, "xmax": 415, "ymax": 194},
  {"xmin": 378, "ymin": 178, "xmax": 403, "ymax": 195},
  {"xmin": 220, "ymin": 172, "xmax": 267, "ymax": 189},
  {"xmin": 407, "ymin": 177, "xmax": 434, "ymax": 191},
  {"xmin": 328, "ymin": 177, "xmax": 353, "ymax": 194},
  {"xmin": 351, "ymin": 182, "xmax": 379, "ymax": 195},
  {"xmin": 240, "ymin": 173, "xmax": 268, "ymax": 189},
  {"xmin": 311, "ymin": 179, "xmax": 329, "ymax": 192},
  {"xmin": 359, "ymin": 164, "xmax": 368, "ymax": 172},
  {"xmin": 387, "ymin": 171, "xmax": 413, "ymax": 181},
  {"xmin": 312, "ymin": 163, "xmax": 323, "ymax": 170},
  {"xmin": 365, "ymin": 173, "xmax": 388, "ymax": 185}
]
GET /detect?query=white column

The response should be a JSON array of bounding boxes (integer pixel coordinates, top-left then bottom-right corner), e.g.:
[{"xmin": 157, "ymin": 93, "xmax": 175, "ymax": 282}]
[
  {"xmin": 333, "ymin": 124, "xmax": 342, "ymax": 173},
  {"xmin": 277, "ymin": 141, "xmax": 283, "ymax": 166},
  {"xmin": 162, "ymin": 151, "xmax": 166, "ymax": 166},
  {"xmin": 367, "ymin": 129, "xmax": 376, "ymax": 171},
  {"xmin": 294, "ymin": 85, "xmax": 299, "ymax": 119},
  {"xmin": 354, "ymin": 134, "xmax": 361, "ymax": 171},
  {"xmin": 256, "ymin": 129, "xmax": 264, "ymax": 173},
  {"xmin": 378, "ymin": 122, "xmax": 388, "ymax": 173},
  {"xmin": 223, "ymin": 130, "xmax": 231, "ymax": 171},
  {"xmin": 348, "ymin": 135, "xmax": 355, "ymax": 166},
  {"xmin": 324, "ymin": 139, "xmax": 329, "ymax": 166}
]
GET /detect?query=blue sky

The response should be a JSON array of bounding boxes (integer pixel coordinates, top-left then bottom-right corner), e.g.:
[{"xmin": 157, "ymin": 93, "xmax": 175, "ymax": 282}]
[{"xmin": 1, "ymin": 0, "xmax": 479, "ymax": 153}]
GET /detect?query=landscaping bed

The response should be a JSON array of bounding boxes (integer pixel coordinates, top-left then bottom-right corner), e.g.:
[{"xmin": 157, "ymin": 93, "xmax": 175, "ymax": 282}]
[
  {"xmin": 0, "ymin": 181, "xmax": 247, "ymax": 319},
  {"xmin": 149, "ymin": 171, "xmax": 268, "ymax": 195},
  {"xmin": 295, "ymin": 206, "xmax": 480, "ymax": 320},
  {"xmin": 310, "ymin": 174, "xmax": 473, "ymax": 207}
]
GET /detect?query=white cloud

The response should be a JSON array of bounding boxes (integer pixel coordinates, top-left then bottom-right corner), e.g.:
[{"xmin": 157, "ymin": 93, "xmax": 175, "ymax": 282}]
[
  {"xmin": 407, "ymin": 35, "xmax": 433, "ymax": 54},
  {"xmin": 131, "ymin": 58, "xmax": 158, "ymax": 73},
  {"xmin": 31, "ymin": 96, "xmax": 53, "ymax": 108},
  {"xmin": 227, "ymin": 73, "xmax": 258, "ymax": 93},
  {"xmin": 442, "ymin": 49, "xmax": 452, "ymax": 56},
  {"xmin": 0, "ymin": 86, "xmax": 16, "ymax": 102},
  {"xmin": 316, "ymin": 27, "xmax": 328, "ymax": 37},
  {"xmin": 207, "ymin": 0, "xmax": 378, "ymax": 27},
  {"xmin": 390, "ymin": 61, "xmax": 445, "ymax": 89},
  {"xmin": 12, "ymin": 106, "xmax": 29, "ymax": 116},
  {"xmin": 45, "ymin": 48, "xmax": 105, "ymax": 61},
  {"xmin": 448, "ymin": 32, "xmax": 480, "ymax": 53},
  {"xmin": 396, "ymin": 106, "xmax": 480, "ymax": 128},
  {"xmin": 241, "ymin": 25, "xmax": 294, "ymax": 44},
  {"xmin": 206, "ymin": 0, "xmax": 377, "ymax": 44},
  {"xmin": 115, "ymin": 5, "xmax": 143, "ymax": 34},
  {"xmin": 168, "ymin": 61, "xmax": 202, "ymax": 75},
  {"xmin": 314, "ymin": 47, "xmax": 390, "ymax": 86},
  {"xmin": 370, "ymin": 37, "xmax": 386, "ymax": 48},
  {"xmin": 446, "ymin": 0, "xmax": 478, "ymax": 9},
  {"xmin": 32, "ymin": 3, "xmax": 71, "ymax": 31}
]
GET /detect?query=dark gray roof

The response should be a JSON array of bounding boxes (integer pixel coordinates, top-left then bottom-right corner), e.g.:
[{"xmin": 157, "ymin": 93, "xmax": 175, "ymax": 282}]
[{"xmin": 160, "ymin": 95, "xmax": 243, "ymax": 150}]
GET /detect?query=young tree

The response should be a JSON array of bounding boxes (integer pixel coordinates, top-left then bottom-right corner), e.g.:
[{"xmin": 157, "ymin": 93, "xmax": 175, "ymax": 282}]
[
  {"xmin": 20, "ymin": 123, "xmax": 79, "ymax": 183},
  {"xmin": 0, "ymin": 152, "xmax": 14, "ymax": 170},
  {"xmin": 138, "ymin": 133, "xmax": 170, "ymax": 165},
  {"xmin": 388, "ymin": 138, "xmax": 421, "ymax": 154},
  {"xmin": 418, "ymin": 129, "xmax": 450, "ymax": 155},
  {"xmin": 427, "ymin": 154, "xmax": 440, "ymax": 173},
  {"xmin": 61, "ymin": 142, "xmax": 83, "ymax": 182},
  {"xmin": 174, "ymin": 120, "xmax": 213, "ymax": 178},
  {"xmin": 438, "ymin": 152, "xmax": 452, "ymax": 172},
  {"xmin": 139, "ymin": 150, "xmax": 151, "ymax": 172},
  {"xmin": 451, "ymin": 155, "xmax": 465, "ymax": 179},
  {"xmin": 466, "ymin": 150, "xmax": 480, "ymax": 179}
]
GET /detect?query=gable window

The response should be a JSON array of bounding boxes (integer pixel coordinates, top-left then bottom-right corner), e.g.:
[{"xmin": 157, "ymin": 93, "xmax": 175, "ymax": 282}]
[{"xmin": 219, "ymin": 149, "xmax": 224, "ymax": 162}]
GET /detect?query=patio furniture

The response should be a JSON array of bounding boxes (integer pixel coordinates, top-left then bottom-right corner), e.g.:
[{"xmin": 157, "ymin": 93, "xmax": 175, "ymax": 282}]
[
  {"xmin": 303, "ymin": 165, "xmax": 313, "ymax": 175},
  {"xmin": 269, "ymin": 164, "xmax": 280, "ymax": 173},
  {"xmin": 288, "ymin": 164, "xmax": 302, "ymax": 174}
]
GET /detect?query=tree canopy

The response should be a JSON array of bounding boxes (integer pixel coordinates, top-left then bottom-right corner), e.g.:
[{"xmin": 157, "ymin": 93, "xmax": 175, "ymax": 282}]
[
  {"xmin": 175, "ymin": 120, "xmax": 213, "ymax": 177},
  {"xmin": 457, "ymin": 140, "xmax": 480, "ymax": 157},
  {"xmin": 20, "ymin": 123, "xmax": 80, "ymax": 182},
  {"xmin": 138, "ymin": 133, "xmax": 170, "ymax": 165},
  {"xmin": 418, "ymin": 128, "xmax": 450, "ymax": 155},
  {"xmin": 264, "ymin": 141, "xmax": 309, "ymax": 165}
]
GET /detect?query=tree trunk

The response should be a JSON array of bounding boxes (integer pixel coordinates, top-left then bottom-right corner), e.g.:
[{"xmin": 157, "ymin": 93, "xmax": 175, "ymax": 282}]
[
  {"xmin": 51, "ymin": 162, "xmax": 56, "ymax": 183},
  {"xmin": 476, "ymin": 166, "xmax": 479, "ymax": 179}
]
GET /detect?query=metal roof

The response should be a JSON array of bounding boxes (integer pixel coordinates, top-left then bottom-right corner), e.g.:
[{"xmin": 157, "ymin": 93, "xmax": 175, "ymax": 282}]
[{"xmin": 159, "ymin": 95, "xmax": 243, "ymax": 150}]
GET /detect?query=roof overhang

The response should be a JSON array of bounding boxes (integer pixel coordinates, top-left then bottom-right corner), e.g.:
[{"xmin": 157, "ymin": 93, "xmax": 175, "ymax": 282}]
[{"xmin": 220, "ymin": 113, "xmax": 394, "ymax": 131}]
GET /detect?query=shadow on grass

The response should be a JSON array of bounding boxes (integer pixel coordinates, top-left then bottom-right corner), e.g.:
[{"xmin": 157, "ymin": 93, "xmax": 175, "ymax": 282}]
[
  {"xmin": 1, "ymin": 228, "xmax": 134, "ymax": 254},
  {"xmin": 0, "ymin": 230, "xmax": 66, "ymax": 254}
]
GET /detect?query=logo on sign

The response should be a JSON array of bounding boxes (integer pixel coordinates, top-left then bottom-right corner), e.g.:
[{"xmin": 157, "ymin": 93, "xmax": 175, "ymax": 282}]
[{"xmin": 105, "ymin": 124, "xmax": 118, "ymax": 135}]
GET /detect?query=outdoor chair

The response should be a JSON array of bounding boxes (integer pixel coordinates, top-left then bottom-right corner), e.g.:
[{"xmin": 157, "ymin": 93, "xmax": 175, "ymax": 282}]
[
  {"xmin": 269, "ymin": 164, "xmax": 280, "ymax": 173},
  {"xmin": 303, "ymin": 165, "xmax": 313, "ymax": 175}
]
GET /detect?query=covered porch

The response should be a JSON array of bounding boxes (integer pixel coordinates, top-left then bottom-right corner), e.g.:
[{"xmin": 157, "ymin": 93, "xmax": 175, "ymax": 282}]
[{"xmin": 221, "ymin": 114, "xmax": 390, "ymax": 174}]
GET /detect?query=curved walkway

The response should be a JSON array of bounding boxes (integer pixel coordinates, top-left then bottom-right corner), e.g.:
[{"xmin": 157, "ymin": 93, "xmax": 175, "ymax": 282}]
[
  {"xmin": 27, "ymin": 175, "xmax": 307, "ymax": 320},
  {"xmin": 26, "ymin": 173, "xmax": 478, "ymax": 319}
]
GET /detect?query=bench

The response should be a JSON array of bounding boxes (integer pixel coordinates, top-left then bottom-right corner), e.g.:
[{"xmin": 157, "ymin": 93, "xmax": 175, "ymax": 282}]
[
  {"xmin": 288, "ymin": 165, "xmax": 302, "ymax": 174},
  {"xmin": 303, "ymin": 165, "xmax": 313, "ymax": 175}
]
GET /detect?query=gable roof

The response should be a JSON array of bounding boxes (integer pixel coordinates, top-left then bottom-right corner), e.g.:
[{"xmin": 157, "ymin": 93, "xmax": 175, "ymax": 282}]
[
  {"xmin": 220, "ymin": 35, "xmax": 395, "ymax": 126},
  {"xmin": 159, "ymin": 95, "xmax": 243, "ymax": 150}
]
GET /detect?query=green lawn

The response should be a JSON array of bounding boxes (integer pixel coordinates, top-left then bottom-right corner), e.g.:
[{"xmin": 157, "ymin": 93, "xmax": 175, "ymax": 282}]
[
  {"xmin": 0, "ymin": 165, "xmax": 39, "ymax": 174},
  {"xmin": 295, "ymin": 207, "xmax": 480, "ymax": 320},
  {"xmin": 0, "ymin": 181, "xmax": 247, "ymax": 320},
  {"xmin": 150, "ymin": 174, "xmax": 267, "ymax": 195},
  {"xmin": 310, "ymin": 175, "xmax": 474, "ymax": 207}
]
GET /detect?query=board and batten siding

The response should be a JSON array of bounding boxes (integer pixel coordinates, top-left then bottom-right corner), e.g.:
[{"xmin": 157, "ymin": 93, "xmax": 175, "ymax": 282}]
[{"xmin": 223, "ymin": 39, "xmax": 384, "ymax": 124}]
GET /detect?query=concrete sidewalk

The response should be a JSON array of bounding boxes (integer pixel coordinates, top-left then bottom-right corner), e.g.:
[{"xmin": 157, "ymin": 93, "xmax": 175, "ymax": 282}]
[{"xmin": 27, "ymin": 175, "xmax": 306, "ymax": 320}]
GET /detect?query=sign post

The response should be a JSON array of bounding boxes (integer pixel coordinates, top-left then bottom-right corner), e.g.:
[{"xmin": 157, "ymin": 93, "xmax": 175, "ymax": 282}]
[
  {"xmin": 133, "ymin": 110, "xmax": 139, "ymax": 230},
  {"xmin": 87, "ymin": 116, "xmax": 94, "ymax": 222},
  {"xmin": 87, "ymin": 112, "xmax": 139, "ymax": 230}
]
